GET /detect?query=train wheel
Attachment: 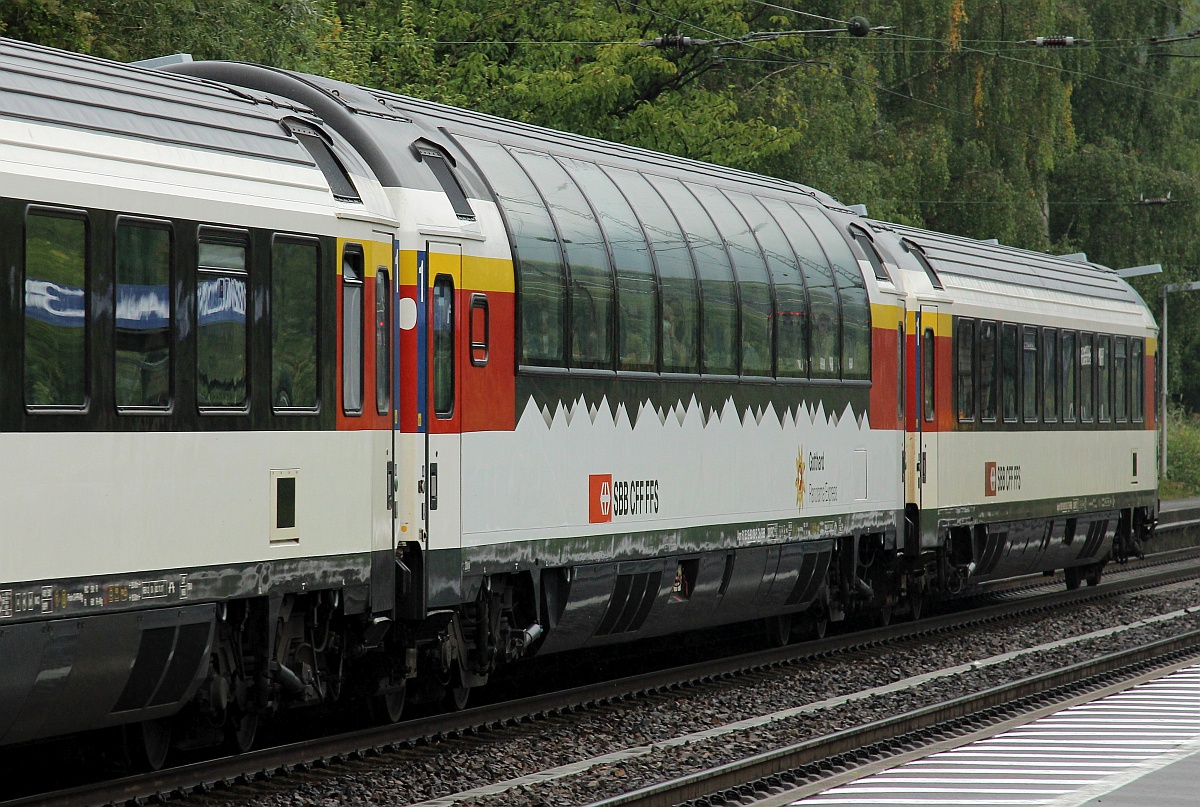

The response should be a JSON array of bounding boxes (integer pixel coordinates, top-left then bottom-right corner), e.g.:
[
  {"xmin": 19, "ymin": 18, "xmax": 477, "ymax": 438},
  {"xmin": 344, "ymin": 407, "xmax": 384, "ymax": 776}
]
[
  {"xmin": 443, "ymin": 666, "xmax": 471, "ymax": 712},
  {"xmin": 1065, "ymin": 567, "xmax": 1082, "ymax": 591},
  {"xmin": 226, "ymin": 710, "xmax": 258, "ymax": 754},
  {"xmin": 874, "ymin": 601, "xmax": 893, "ymax": 628},
  {"xmin": 764, "ymin": 614, "xmax": 792, "ymax": 647},
  {"xmin": 371, "ymin": 681, "xmax": 407, "ymax": 724},
  {"xmin": 908, "ymin": 592, "xmax": 924, "ymax": 622},
  {"xmin": 123, "ymin": 717, "xmax": 172, "ymax": 771},
  {"xmin": 1085, "ymin": 565, "xmax": 1104, "ymax": 587}
]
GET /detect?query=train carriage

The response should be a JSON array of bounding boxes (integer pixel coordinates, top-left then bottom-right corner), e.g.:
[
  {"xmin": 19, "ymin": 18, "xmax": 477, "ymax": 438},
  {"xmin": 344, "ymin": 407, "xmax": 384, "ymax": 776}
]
[{"xmin": 0, "ymin": 37, "xmax": 1158, "ymax": 763}]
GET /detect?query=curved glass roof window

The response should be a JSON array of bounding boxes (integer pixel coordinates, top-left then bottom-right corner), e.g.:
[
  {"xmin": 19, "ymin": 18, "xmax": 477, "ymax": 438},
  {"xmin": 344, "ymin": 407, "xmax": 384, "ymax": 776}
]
[
  {"xmin": 760, "ymin": 198, "xmax": 841, "ymax": 380},
  {"xmin": 413, "ymin": 140, "xmax": 476, "ymax": 221},
  {"xmin": 849, "ymin": 224, "xmax": 892, "ymax": 282},
  {"xmin": 647, "ymin": 176, "xmax": 738, "ymax": 377},
  {"xmin": 690, "ymin": 184, "xmax": 775, "ymax": 378},
  {"xmin": 902, "ymin": 238, "xmax": 945, "ymax": 290},
  {"xmin": 513, "ymin": 148, "xmax": 614, "ymax": 370},
  {"xmin": 725, "ymin": 191, "xmax": 809, "ymax": 379},
  {"xmin": 559, "ymin": 157, "xmax": 659, "ymax": 373},
  {"xmin": 796, "ymin": 205, "xmax": 871, "ymax": 381},
  {"xmin": 459, "ymin": 136, "xmax": 565, "ymax": 367},
  {"xmin": 606, "ymin": 167, "xmax": 699, "ymax": 374},
  {"xmin": 283, "ymin": 119, "xmax": 360, "ymax": 203}
]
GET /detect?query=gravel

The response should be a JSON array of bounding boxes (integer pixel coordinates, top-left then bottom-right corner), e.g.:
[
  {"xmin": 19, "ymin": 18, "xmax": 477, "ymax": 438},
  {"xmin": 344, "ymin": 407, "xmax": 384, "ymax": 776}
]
[{"xmin": 199, "ymin": 581, "xmax": 1200, "ymax": 807}]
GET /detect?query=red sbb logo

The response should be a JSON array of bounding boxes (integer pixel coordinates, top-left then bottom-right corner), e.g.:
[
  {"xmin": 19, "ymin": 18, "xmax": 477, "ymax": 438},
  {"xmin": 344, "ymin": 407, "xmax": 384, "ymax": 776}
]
[
  {"xmin": 985, "ymin": 462, "xmax": 998, "ymax": 497},
  {"xmin": 589, "ymin": 474, "xmax": 613, "ymax": 523}
]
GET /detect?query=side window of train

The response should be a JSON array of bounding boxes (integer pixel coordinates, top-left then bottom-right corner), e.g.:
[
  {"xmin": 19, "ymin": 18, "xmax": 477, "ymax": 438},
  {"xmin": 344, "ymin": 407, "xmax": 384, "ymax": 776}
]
[
  {"xmin": 342, "ymin": 245, "xmax": 364, "ymax": 415},
  {"xmin": 979, "ymin": 320, "xmax": 997, "ymax": 422},
  {"xmin": 115, "ymin": 218, "xmax": 172, "ymax": 411},
  {"xmin": 1079, "ymin": 332, "xmax": 1094, "ymax": 422},
  {"xmin": 649, "ymin": 176, "xmax": 737, "ymax": 376},
  {"xmin": 1043, "ymin": 328, "xmax": 1059, "ymax": 422},
  {"xmin": 561, "ymin": 158, "xmax": 658, "ymax": 373},
  {"xmin": 1131, "ymin": 337, "xmax": 1145, "ymax": 422},
  {"xmin": 1114, "ymin": 336, "xmax": 1128, "ymax": 423},
  {"xmin": 432, "ymin": 275, "xmax": 454, "ymax": 417},
  {"xmin": 608, "ymin": 167, "xmax": 699, "ymax": 374},
  {"xmin": 923, "ymin": 325, "xmax": 935, "ymax": 422},
  {"xmin": 1061, "ymin": 330, "xmax": 1077, "ymax": 422},
  {"xmin": 725, "ymin": 190, "xmax": 808, "ymax": 379},
  {"xmin": 457, "ymin": 137, "xmax": 565, "ymax": 368},
  {"xmin": 761, "ymin": 199, "xmax": 840, "ymax": 379},
  {"xmin": 1097, "ymin": 334, "xmax": 1112, "ymax": 422},
  {"xmin": 377, "ymin": 269, "xmax": 391, "ymax": 414},
  {"xmin": 1001, "ymin": 322, "xmax": 1018, "ymax": 422},
  {"xmin": 271, "ymin": 236, "xmax": 319, "ymax": 411},
  {"xmin": 690, "ymin": 184, "xmax": 774, "ymax": 378},
  {"xmin": 512, "ymin": 148, "xmax": 613, "ymax": 370},
  {"xmin": 1022, "ymin": 325, "xmax": 1039, "ymax": 423},
  {"xmin": 849, "ymin": 225, "xmax": 891, "ymax": 282},
  {"xmin": 25, "ymin": 208, "xmax": 88, "ymax": 410},
  {"xmin": 956, "ymin": 318, "xmax": 975, "ymax": 421},
  {"xmin": 796, "ymin": 204, "xmax": 870, "ymax": 381},
  {"xmin": 196, "ymin": 231, "xmax": 249, "ymax": 409}
]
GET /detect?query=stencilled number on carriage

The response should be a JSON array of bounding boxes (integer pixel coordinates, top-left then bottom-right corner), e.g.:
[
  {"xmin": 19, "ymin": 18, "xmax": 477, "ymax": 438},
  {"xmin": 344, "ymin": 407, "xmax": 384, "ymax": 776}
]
[{"xmin": 985, "ymin": 462, "xmax": 1022, "ymax": 496}]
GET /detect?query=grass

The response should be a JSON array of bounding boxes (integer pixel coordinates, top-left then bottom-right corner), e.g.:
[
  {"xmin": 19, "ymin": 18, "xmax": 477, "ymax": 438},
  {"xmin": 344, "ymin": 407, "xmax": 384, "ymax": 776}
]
[{"xmin": 1162, "ymin": 406, "xmax": 1200, "ymax": 499}]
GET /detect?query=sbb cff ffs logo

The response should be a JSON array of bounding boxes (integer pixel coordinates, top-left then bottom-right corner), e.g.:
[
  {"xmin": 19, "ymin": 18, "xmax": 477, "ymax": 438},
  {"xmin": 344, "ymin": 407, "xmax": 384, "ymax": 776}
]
[
  {"xmin": 590, "ymin": 474, "xmax": 613, "ymax": 523},
  {"xmin": 589, "ymin": 474, "xmax": 661, "ymax": 523}
]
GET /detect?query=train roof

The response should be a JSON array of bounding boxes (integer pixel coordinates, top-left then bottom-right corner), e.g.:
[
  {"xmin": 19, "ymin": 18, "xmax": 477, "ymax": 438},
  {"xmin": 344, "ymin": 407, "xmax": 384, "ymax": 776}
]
[
  {"xmin": 0, "ymin": 37, "xmax": 325, "ymax": 168},
  {"xmin": 876, "ymin": 220, "xmax": 1149, "ymax": 308}
]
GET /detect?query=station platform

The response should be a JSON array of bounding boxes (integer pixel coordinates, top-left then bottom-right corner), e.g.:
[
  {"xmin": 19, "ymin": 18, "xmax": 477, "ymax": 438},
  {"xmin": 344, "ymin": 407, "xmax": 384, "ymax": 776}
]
[{"xmin": 792, "ymin": 661, "xmax": 1200, "ymax": 806}]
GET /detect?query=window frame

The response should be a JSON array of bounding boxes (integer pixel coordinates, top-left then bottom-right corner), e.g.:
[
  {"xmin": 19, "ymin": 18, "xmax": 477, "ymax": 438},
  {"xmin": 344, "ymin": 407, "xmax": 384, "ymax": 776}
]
[
  {"xmin": 341, "ymin": 243, "xmax": 365, "ymax": 416},
  {"xmin": 432, "ymin": 274, "xmax": 456, "ymax": 418},
  {"xmin": 195, "ymin": 226, "xmax": 251, "ymax": 412},
  {"xmin": 1022, "ymin": 324, "xmax": 1039, "ymax": 423},
  {"xmin": 23, "ymin": 205, "xmax": 91, "ymax": 413},
  {"xmin": 979, "ymin": 319, "xmax": 998, "ymax": 422},
  {"xmin": 1042, "ymin": 327, "xmax": 1058, "ymax": 423},
  {"xmin": 1131, "ymin": 337, "xmax": 1145, "ymax": 423},
  {"xmin": 955, "ymin": 317, "xmax": 975, "ymax": 422},
  {"xmin": 114, "ymin": 215, "xmax": 174, "ymax": 413},
  {"xmin": 1001, "ymin": 322, "xmax": 1019, "ymax": 423},
  {"xmin": 376, "ymin": 267, "xmax": 392, "ymax": 415},
  {"xmin": 270, "ymin": 233, "xmax": 321, "ymax": 414}
]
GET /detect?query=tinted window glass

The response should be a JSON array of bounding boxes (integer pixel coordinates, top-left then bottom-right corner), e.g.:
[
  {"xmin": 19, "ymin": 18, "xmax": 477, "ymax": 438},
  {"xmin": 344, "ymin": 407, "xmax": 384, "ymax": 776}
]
[
  {"xmin": 650, "ymin": 178, "xmax": 737, "ymax": 375},
  {"xmin": 1131, "ymin": 338, "xmax": 1144, "ymax": 421},
  {"xmin": 376, "ymin": 269, "xmax": 391, "ymax": 414},
  {"xmin": 923, "ymin": 326, "xmax": 935, "ymax": 422},
  {"xmin": 433, "ymin": 276, "xmax": 454, "ymax": 416},
  {"xmin": 1043, "ymin": 328, "xmax": 1058, "ymax": 421},
  {"xmin": 116, "ymin": 221, "xmax": 171, "ymax": 409},
  {"xmin": 1114, "ymin": 336, "xmax": 1127, "ymax": 422},
  {"xmin": 609, "ymin": 168, "xmax": 698, "ymax": 373},
  {"xmin": 761, "ymin": 199, "xmax": 839, "ymax": 379},
  {"xmin": 851, "ymin": 228, "xmax": 890, "ymax": 281},
  {"xmin": 1080, "ymin": 333, "xmax": 1094, "ymax": 422},
  {"xmin": 562, "ymin": 158, "xmax": 657, "ymax": 372},
  {"xmin": 1001, "ymin": 323, "xmax": 1018, "ymax": 421},
  {"xmin": 418, "ymin": 148, "xmax": 474, "ymax": 219},
  {"xmin": 271, "ymin": 238, "xmax": 318, "ymax": 410},
  {"xmin": 691, "ymin": 185, "xmax": 774, "ymax": 377},
  {"xmin": 460, "ymin": 137, "xmax": 564, "ymax": 366},
  {"xmin": 25, "ymin": 211, "xmax": 87, "ymax": 408},
  {"xmin": 1062, "ymin": 331, "xmax": 1077, "ymax": 422},
  {"xmin": 341, "ymin": 248, "xmax": 364, "ymax": 414},
  {"xmin": 515, "ymin": 149, "xmax": 613, "ymax": 369},
  {"xmin": 726, "ymin": 191, "xmax": 807, "ymax": 378},
  {"xmin": 197, "ymin": 238, "xmax": 248, "ymax": 408},
  {"xmin": 956, "ymin": 318, "xmax": 974, "ymax": 421},
  {"xmin": 979, "ymin": 321, "xmax": 997, "ymax": 421},
  {"xmin": 1023, "ymin": 326, "xmax": 1038, "ymax": 422},
  {"xmin": 1097, "ymin": 334, "xmax": 1112, "ymax": 422},
  {"xmin": 797, "ymin": 205, "xmax": 870, "ymax": 380}
]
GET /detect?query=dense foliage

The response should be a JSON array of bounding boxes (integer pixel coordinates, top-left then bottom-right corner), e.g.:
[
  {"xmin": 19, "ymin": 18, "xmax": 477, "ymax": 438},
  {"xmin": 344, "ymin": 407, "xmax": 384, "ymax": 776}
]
[{"xmin": 6, "ymin": 0, "xmax": 1200, "ymax": 404}]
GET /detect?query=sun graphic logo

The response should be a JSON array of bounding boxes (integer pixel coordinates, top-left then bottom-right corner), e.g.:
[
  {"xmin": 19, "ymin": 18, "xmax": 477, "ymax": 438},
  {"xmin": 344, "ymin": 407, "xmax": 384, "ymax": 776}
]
[{"xmin": 795, "ymin": 448, "xmax": 806, "ymax": 508}]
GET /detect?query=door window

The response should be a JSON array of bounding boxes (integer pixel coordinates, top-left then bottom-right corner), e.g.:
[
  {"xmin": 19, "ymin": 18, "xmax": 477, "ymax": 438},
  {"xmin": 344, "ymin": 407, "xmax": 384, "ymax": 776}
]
[{"xmin": 433, "ymin": 275, "xmax": 455, "ymax": 417}]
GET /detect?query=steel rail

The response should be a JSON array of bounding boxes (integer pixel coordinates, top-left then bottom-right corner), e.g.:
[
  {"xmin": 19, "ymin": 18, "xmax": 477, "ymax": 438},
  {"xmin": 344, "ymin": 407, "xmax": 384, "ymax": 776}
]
[{"xmin": 583, "ymin": 630, "xmax": 1200, "ymax": 807}]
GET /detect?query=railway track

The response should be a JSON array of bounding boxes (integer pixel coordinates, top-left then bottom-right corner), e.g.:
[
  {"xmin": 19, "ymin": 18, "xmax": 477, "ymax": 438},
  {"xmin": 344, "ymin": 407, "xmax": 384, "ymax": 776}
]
[{"xmin": 8, "ymin": 508, "xmax": 1200, "ymax": 807}]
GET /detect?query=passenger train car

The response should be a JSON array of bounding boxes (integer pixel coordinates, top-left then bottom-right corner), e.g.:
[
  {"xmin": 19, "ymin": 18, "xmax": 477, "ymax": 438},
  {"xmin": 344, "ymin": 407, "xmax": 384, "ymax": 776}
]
[{"xmin": 0, "ymin": 37, "xmax": 1157, "ymax": 766}]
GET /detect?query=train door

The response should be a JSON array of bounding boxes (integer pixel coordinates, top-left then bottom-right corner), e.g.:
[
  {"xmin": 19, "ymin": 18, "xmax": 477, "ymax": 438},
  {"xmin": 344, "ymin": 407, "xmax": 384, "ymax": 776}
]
[
  {"xmin": 917, "ymin": 305, "xmax": 939, "ymax": 516},
  {"xmin": 425, "ymin": 242, "xmax": 463, "ymax": 600}
]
